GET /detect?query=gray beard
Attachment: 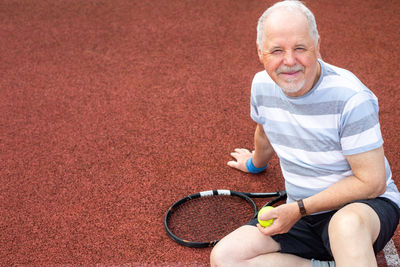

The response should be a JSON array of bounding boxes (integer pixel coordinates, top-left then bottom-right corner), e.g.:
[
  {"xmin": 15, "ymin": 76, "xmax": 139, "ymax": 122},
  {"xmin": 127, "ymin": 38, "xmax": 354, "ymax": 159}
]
[{"xmin": 279, "ymin": 79, "xmax": 306, "ymax": 95}]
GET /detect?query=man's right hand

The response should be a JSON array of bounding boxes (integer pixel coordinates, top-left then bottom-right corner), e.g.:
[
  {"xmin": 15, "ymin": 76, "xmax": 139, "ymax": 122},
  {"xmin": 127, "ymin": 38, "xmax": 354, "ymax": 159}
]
[{"xmin": 227, "ymin": 148, "xmax": 254, "ymax": 173}]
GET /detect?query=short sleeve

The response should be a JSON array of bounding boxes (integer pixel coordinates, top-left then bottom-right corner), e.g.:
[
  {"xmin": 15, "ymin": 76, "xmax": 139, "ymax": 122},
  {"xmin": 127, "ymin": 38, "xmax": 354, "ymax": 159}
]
[
  {"xmin": 250, "ymin": 89, "xmax": 264, "ymax": 124},
  {"xmin": 340, "ymin": 91, "xmax": 383, "ymax": 155}
]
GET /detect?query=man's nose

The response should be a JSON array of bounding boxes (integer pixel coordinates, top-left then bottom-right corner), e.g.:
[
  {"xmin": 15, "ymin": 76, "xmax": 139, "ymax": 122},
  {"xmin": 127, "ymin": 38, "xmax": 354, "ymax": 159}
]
[{"xmin": 283, "ymin": 50, "xmax": 296, "ymax": 66}]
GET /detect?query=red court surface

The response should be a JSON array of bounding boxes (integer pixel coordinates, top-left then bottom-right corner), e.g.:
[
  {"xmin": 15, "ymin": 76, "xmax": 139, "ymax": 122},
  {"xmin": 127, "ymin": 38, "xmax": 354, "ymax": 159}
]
[{"xmin": 1, "ymin": 0, "xmax": 399, "ymax": 266}]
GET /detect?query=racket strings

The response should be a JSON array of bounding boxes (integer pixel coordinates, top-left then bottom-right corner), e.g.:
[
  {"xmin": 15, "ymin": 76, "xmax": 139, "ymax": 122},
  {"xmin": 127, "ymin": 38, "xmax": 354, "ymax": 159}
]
[{"xmin": 166, "ymin": 195, "xmax": 255, "ymax": 243}]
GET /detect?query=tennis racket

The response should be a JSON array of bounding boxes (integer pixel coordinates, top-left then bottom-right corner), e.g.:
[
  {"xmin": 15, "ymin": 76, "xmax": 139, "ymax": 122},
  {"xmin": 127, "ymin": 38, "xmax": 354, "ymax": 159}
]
[{"xmin": 164, "ymin": 189, "xmax": 286, "ymax": 248}]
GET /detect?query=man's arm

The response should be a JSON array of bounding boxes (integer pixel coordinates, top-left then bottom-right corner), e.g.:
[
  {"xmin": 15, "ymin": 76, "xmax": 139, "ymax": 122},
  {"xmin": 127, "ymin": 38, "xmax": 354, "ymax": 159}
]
[
  {"xmin": 253, "ymin": 123, "xmax": 275, "ymax": 167},
  {"xmin": 227, "ymin": 124, "xmax": 275, "ymax": 172},
  {"xmin": 257, "ymin": 146, "xmax": 387, "ymax": 235},
  {"xmin": 302, "ymin": 146, "xmax": 387, "ymax": 214}
]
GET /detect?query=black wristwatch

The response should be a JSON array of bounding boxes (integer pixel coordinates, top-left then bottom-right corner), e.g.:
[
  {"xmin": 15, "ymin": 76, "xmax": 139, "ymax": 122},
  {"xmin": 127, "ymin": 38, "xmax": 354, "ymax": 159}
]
[{"xmin": 297, "ymin": 199, "xmax": 307, "ymax": 217}]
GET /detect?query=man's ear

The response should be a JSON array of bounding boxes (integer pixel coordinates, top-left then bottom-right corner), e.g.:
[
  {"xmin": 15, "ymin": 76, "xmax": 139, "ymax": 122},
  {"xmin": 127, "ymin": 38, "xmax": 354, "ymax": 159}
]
[{"xmin": 257, "ymin": 43, "xmax": 263, "ymax": 63}]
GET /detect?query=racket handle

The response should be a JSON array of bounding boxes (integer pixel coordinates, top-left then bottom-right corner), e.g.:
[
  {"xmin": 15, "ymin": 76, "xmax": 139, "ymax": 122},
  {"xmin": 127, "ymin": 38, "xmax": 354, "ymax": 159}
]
[{"xmin": 263, "ymin": 190, "xmax": 287, "ymax": 207}]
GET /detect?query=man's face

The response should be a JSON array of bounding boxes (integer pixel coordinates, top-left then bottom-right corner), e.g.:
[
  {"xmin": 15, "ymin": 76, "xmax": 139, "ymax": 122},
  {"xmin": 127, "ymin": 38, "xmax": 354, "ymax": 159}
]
[{"xmin": 258, "ymin": 9, "xmax": 320, "ymax": 97}]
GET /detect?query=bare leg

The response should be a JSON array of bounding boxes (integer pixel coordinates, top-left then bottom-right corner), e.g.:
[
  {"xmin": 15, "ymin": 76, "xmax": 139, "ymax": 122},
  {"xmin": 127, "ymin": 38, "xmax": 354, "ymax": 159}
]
[
  {"xmin": 210, "ymin": 225, "xmax": 311, "ymax": 267},
  {"xmin": 329, "ymin": 203, "xmax": 380, "ymax": 267}
]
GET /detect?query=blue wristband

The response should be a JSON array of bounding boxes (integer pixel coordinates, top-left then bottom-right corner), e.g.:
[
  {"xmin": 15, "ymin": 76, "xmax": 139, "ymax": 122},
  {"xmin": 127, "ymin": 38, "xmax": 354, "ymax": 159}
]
[{"xmin": 246, "ymin": 158, "xmax": 268, "ymax": 173}]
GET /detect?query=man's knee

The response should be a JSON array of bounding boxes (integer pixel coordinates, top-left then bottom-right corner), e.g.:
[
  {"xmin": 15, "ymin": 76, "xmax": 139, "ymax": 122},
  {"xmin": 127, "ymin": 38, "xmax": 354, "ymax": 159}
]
[
  {"xmin": 328, "ymin": 203, "xmax": 379, "ymax": 241},
  {"xmin": 210, "ymin": 242, "xmax": 228, "ymax": 267},
  {"xmin": 209, "ymin": 228, "xmax": 248, "ymax": 266},
  {"xmin": 210, "ymin": 225, "xmax": 279, "ymax": 266},
  {"xmin": 210, "ymin": 239, "xmax": 244, "ymax": 267},
  {"xmin": 329, "ymin": 208, "xmax": 364, "ymax": 237}
]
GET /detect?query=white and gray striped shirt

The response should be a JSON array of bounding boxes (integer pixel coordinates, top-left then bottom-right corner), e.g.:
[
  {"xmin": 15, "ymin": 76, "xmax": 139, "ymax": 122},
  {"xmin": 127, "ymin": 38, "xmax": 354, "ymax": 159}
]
[{"xmin": 250, "ymin": 59, "xmax": 400, "ymax": 208}]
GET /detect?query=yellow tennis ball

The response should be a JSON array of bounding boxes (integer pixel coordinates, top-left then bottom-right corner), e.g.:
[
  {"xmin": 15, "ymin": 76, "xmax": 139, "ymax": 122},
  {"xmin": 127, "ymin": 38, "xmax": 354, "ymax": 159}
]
[{"xmin": 257, "ymin": 206, "xmax": 274, "ymax": 227}]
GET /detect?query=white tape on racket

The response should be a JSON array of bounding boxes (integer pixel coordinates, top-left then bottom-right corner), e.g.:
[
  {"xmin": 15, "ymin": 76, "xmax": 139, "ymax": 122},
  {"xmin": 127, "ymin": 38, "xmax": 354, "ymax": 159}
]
[
  {"xmin": 200, "ymin": 190, "xmax": 213, "ymax": 197},
  {"xmin": 217, "ymin": 190, "xmax": 231, "ymax": 195}
]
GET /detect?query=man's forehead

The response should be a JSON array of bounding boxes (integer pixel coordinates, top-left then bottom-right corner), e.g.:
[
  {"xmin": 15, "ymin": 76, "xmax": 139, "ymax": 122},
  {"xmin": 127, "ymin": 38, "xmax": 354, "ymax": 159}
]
[
  {"xmin": 262, "ymin": 8, "xmax": 313, "ymax": 44},
  {"xmin": 264, "ymin": 8, "xmax": 309, "ymax": 32}
]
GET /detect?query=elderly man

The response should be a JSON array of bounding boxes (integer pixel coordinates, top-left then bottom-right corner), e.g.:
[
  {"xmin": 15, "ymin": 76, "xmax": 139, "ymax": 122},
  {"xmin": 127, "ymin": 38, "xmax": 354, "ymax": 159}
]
[{"xmin": 210, "ymin": 1, "xmax": 400, "ymax": 266}]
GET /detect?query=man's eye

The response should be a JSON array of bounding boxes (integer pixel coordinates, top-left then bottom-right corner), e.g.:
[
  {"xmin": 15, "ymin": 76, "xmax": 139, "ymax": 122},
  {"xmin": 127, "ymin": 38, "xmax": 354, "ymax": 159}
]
[
  {"xmin": 271, "ymin": 49, "xmax": 282, "ymax": 54},
  {"xmin": 295, "ymin": 47, "xmax": 305, "ymax": 51}
]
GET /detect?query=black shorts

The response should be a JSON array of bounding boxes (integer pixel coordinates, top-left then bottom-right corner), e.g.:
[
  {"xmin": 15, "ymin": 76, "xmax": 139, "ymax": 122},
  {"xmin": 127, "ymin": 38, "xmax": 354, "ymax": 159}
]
[{"xmin": 247, "ymin": 197, "xmax": 400, "ymax": 261}]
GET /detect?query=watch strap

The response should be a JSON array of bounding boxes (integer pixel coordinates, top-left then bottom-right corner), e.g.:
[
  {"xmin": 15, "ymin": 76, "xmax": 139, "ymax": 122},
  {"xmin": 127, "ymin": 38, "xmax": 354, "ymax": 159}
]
[{"xmin": 297, "ymin": 199, "xmax": 307, "ymax": 217}]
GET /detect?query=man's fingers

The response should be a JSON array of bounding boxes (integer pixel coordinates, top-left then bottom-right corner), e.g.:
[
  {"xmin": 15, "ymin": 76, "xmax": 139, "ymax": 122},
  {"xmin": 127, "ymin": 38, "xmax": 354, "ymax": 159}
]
[
  {"xmin": 228, "ymin": 160, "xmax": 249, "ymax": 172},
  {"xmin": 227, "ymin": 160, "xmax": 239, "ymax": 168},
  {"xmin": 230, "ymin": 152, "xmax": 239, "ymax": 159},
  {"xmin": 257, "ymin": 221, "xmax": 280, "ymax": 236},
  {"xmin": 234, "ymin": 148, "xmax": 250, "ymax": 154},
  {"xmin": 231, "ymin": 148, "xmax": 251, "ymax": 159},
  {"xmin": 228, "ymin": 148, "xmax": 252, "ymax": 172}
]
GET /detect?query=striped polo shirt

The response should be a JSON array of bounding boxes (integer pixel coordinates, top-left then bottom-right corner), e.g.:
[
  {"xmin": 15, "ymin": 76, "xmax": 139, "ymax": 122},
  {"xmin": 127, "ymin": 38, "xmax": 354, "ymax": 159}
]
[{"xmin": 250, "ymin": 59, "xmax": 400, "ymax": 208}]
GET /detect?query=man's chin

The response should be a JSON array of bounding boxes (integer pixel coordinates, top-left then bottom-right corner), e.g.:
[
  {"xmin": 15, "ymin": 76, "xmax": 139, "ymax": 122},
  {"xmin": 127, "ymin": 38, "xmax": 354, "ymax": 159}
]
[{"xmin": 278, "ymin": 82, "xmax": 304, "ymax": 95}]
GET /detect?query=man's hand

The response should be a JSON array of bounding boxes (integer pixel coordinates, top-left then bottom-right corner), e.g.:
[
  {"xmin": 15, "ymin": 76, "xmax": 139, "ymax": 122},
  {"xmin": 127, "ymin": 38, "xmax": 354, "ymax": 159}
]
[
  {"xmin": 256, "ymin": 202, "xmax": 301, "ymax": 236},
  {"xmin": 227, "ymin": 148, "xmax": 253, "ymax": 173},
  {"xmin": 227, "ymin": 124, "xmax": 275, "ymax": 173}
]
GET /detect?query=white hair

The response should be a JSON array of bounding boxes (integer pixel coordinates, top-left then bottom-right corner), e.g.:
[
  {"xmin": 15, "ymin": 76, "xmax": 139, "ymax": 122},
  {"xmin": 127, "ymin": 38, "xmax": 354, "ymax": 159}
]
[{"xmin": 256, "ymin": 0, "xmax": 319, "ymax": 49}]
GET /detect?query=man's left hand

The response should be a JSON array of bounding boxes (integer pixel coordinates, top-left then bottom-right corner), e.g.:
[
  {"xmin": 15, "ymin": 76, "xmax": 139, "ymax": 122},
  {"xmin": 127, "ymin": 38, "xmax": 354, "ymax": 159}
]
[{"xmin": 256, "ymin": 202, "xmax": 301, "ymax": 236}]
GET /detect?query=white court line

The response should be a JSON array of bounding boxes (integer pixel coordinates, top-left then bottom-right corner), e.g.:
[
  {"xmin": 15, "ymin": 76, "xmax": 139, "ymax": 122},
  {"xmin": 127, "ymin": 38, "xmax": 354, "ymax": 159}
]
[{"xmin": 383, "ymin": 239, "xmax": 400, "ymax": 267}]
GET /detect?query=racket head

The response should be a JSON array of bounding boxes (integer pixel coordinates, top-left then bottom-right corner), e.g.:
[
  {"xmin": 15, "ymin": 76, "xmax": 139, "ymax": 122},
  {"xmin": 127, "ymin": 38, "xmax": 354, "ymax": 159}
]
[{"xmin": 164, "ymin": 190, "xmax": 257, "ymax": 248}]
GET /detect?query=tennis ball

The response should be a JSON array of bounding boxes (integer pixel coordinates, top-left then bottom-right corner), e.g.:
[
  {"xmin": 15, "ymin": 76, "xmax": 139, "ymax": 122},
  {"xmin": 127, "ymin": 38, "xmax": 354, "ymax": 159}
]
[{"xmin": 257, "ymin": 206, "xmax": 274, "ymax": 227}]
